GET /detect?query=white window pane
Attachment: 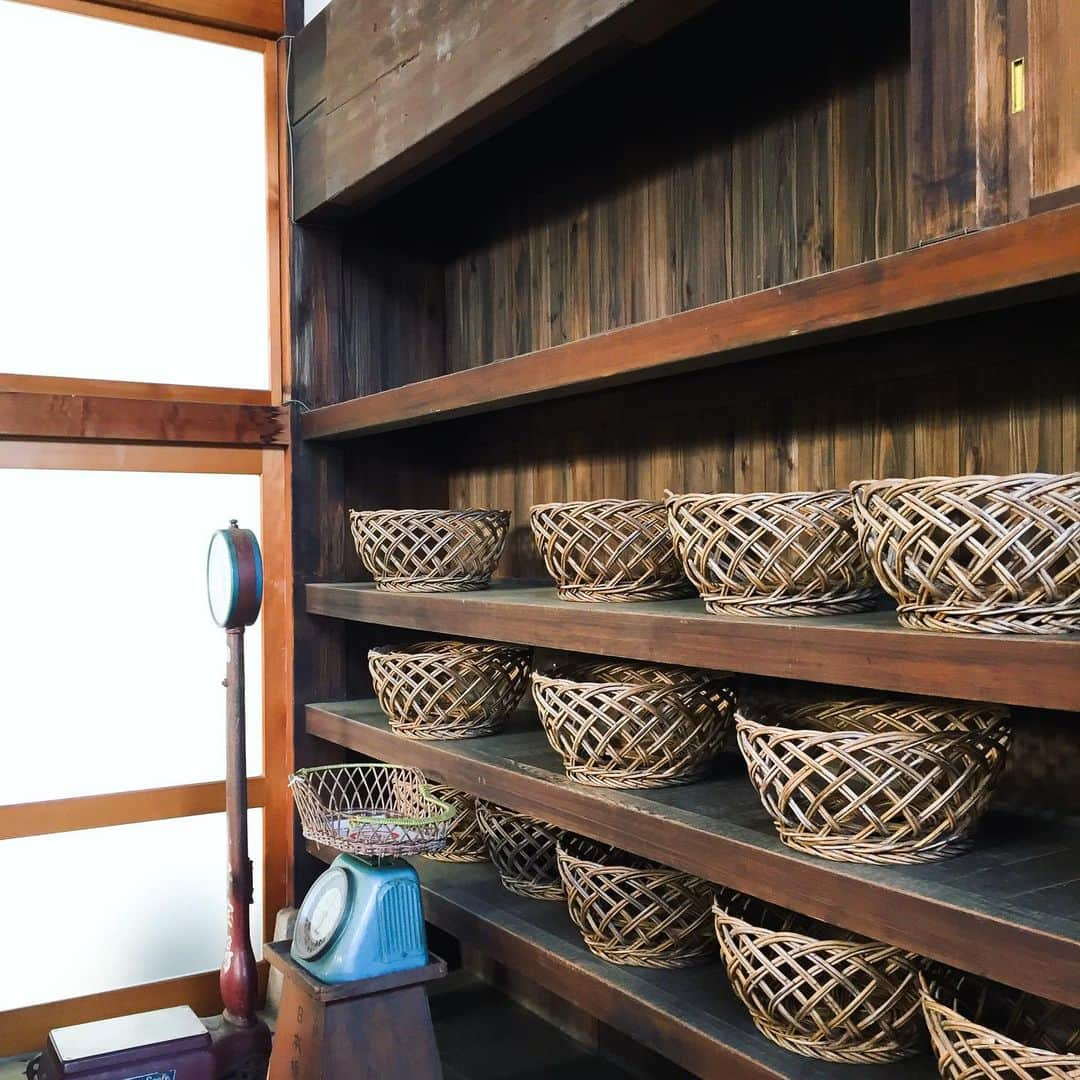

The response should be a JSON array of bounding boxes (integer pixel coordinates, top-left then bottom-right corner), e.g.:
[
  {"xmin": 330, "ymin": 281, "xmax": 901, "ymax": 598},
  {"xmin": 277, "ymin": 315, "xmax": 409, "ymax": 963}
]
[
  {"xmin": 0, "ymin": 470, "xmax": 262, "ymax": 804},
  {"xmin": 0, "ymin": 1, "xmax": 269, "ymax": 389},
  {"xmin": 0, "ymin": 812, "xmax": 263, "ymax": 1010}
]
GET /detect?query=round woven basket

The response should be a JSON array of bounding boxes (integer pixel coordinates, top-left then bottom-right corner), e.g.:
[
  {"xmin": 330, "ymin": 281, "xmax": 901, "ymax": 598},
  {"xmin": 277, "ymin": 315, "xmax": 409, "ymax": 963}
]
[
  {"xmin": 921, "ymin": 972, "xmax": 1080, "ymax": 1079},
  {"xmin": 531, "ymin": 660, "xmax": 735, "ymax": 789},
  {"xmin": 475, "ymin": 800, "xmax": 565, "ymax": 900},
  {"xmin": 557, "ymin": 836, "xmax": 714, "ymax": 967},
  {"xmin": 369, "ymin": 640, "xmax": 531, "ymax": 740},
  {"xmin": 666, "ymin": 489, "xmax": 878, "ymax": 616},
  {"xmin": 420, "ymin": 784, "xmax": 488, "ymax": 862},
  {"xmin": 850, "ymin": 473, "xmax": 1080, "ymax": 634},
  {"xmin": 349, "ymin": 508, "xmax": 510, "ymax": 593},
  {"xmin": 737, "ymin": 697, "xmax": 1012, "ymax": 864},
  {"xmin": 713, "ymin": 895, "xmax": 924, "ymax": 1064},
  {"xmin": 530, "ymin": 499, "xmax": 694, "ymax": 602}
]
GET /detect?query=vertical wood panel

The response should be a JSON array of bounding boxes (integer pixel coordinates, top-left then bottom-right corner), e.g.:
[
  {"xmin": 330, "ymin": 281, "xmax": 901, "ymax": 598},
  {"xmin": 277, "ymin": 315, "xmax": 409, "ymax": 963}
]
[{"xmin": 1030, "ymin": 0, "xmax": 1080, "ymax": 197}]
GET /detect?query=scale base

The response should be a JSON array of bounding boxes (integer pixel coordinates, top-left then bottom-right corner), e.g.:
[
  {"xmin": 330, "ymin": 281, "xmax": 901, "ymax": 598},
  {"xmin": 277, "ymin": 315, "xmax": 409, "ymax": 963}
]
[
  {"xmin": 205, "ymin": 1014, "xmax": 272, "ymax": 1080},
  {"xmin": 265, "ymin": 941, "xmax": 445, "ymax": 1080}
]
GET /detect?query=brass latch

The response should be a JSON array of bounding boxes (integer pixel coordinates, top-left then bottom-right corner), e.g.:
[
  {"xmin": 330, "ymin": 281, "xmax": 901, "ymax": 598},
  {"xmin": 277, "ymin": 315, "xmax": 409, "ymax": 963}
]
[{"xmin": 1010, "ymin": 57, "xmax": 1026, "ymax": 113}]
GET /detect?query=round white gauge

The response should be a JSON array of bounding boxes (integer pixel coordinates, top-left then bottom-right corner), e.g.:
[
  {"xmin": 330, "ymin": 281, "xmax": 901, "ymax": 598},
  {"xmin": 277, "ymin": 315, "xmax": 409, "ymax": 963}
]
[
  {"xmin": 294, "ymin": 867, "xmax": 349, "ymax": 960},
  {"xmin": 207, "ymin": 530, "xmax": 235, "ymax": 627}
]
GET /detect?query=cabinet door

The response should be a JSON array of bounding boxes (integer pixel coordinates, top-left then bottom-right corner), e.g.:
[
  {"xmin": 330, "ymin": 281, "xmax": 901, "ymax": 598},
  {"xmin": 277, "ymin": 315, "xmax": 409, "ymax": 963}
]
[{"xmin": 1017, "ymin": 0, "xmax": 1080, "ymax": 212}]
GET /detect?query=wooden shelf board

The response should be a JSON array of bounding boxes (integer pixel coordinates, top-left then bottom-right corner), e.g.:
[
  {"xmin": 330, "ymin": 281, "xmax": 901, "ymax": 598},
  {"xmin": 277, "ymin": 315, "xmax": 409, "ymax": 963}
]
[
  {"xmin": 306, "ymin": 703, "xmax": 1080, "ymax": 1008},
  {"xmin": 301, "ymin": 206, "xmax": 1080, "ymax": 440},
  {"xmin": 306, "ymin": 847, "xmax": 938, "ymax": 1079},
  {"xmin": 305, "ymin": 582, "xmax": 1080, "ymax": 711}
]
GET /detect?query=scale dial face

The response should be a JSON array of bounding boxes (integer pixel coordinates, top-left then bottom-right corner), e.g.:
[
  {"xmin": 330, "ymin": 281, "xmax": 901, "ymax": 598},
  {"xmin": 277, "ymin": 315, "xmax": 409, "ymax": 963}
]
[
  {"xmin": 294, "ymin": 867, "xmax": 350, "ymax": 960},
  {"xmin": 206, "ymin": 523, "xmax": 263, "ymax": 629}
]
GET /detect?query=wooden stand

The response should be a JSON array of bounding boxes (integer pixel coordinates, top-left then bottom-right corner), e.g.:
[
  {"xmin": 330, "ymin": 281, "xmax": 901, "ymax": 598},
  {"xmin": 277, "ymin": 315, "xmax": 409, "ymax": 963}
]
[{"xmin": 265, "ymin": 942, "xmax": 446, "ymax": 1080}]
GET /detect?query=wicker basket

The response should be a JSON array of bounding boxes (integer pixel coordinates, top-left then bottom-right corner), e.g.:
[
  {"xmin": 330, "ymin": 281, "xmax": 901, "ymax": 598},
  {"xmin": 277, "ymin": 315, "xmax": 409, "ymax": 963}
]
[
  {"xmin": 850, "ymin": 473, "xmax": 1080, "ymax": 634},
  {"xmin": 713, "ymin": 895, "xmax": 925, "ymax": 1064},
  {"xmin": 369, "ymin": 640, "xmax": 531, "ymax": 740},
  {"xmin": 666, "ymin": 489, "xmax": 878, "ymax": 616},
  {"xmin": 737, "ymin": 697, "xmax": 1012, "ymax": 864},
  {"xmin": 921, "ymin": 972, "xmax": 1080, "ymax": 1079},
  {"xmin": 349, "ymin": 508, "xmax": 510, "ymax": 592},
  {"xmin": 420, "ymin": 784, "xmax": 488, "ymax": 862},
  {"xmin": 289, "ymin": 763, "xmax": 454, "ymax": 858},
  {"xmin": 475, "ymin": 800, "xmax": 565, "ymax": 900},
  {"xmin": 530, "ymin": 499, "xmax": 694, "ymax": 602},
  {"xmin": 531, "ymin": 660, "xmax": 735, "ymax": 789},
  {"xmin": 557, "ymin": 836, "xmax": 714, "ymax": 967}
]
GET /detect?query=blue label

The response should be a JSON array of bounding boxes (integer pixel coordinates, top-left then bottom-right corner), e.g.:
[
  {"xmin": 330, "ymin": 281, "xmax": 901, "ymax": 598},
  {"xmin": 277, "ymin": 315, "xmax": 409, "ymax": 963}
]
[{"xmin": 122, "ymin": 1073, "xmax": 175, "ymax": 1080}]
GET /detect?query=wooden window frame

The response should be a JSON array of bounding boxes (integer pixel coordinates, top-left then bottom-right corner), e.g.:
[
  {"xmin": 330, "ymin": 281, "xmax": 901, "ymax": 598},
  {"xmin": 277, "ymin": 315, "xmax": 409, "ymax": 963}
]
[{"xmin": 0, "ymin": 1, "xmax": 292, "ymax": 1055}]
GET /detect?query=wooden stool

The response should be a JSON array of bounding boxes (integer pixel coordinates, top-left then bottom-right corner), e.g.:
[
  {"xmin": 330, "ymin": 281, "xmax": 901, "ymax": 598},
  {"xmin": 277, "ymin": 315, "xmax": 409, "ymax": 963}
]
[{"xmin": 265, "ymin": 941, "xmax": 446, "ymax": 1080}]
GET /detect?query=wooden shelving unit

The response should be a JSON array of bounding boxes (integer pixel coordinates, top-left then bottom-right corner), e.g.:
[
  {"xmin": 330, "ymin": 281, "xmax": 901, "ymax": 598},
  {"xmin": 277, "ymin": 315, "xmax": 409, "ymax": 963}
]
[
  {"xmin": 287, "ymin": 0, "xmax": 1080, "ymax": 1069},
  {"xmin": 307, "ymin": 702, "xmax": 1080, "ymax": 1008},
  {"xmin": 306, "ymin": 583, "xmax": 1080, "ymax": 710},
  {"xmin": 306, "ymin": 847, "xmax": 938, "ymax": 1079},
  {"xmin": 301, "ymin": 207, "xmax": 1080, "ymax": 441}
]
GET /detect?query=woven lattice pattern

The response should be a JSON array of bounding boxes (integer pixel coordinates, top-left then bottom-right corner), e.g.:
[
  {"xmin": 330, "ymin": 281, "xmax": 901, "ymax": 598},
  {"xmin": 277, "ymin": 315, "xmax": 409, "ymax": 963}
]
[
  {"xmin": 851, "ymin": 473, "xmax": 1080, "ymax": 634},
  {"xmin": 532, "ymin": 661, "xmax": 735, "ymax": 789},
  {"xmin": 290, "ymin": 764, "xmax": 453, "ymax": 857},
  {"xmin": 420, "ymin": 784, "xmax": 488, "ymax": 862},
  {"xmin": 666, "ymin": 489, "xmax": 878, "ymax": 616},
  {"xmin": 369, "ymin": 640, "xmax": 531, "ymax": 739},
  {"xmin": 737, "ymin": 698, "xmax": 1012, "ymax": 864},
  {"xmin": 349, "ymin": 508, "xmax": 509, "ymax": 593},
  {"xmin": 557, "ymin": 837, "xmax": 715, "ymax": 967},
  {"xmin": 922, "ymin": 974, "xmax": 1080, "ymax": 1080},
  {"xmin": 530, "ymin": 499, "xmax": 694, "ymax": 602},
  {"xmin": 714, "ymin": 897, "xmax": 925, "ymax": 1064},
  {"xmin": 475, "ymin": 800, "xmax": 565, "ymax": 900}
]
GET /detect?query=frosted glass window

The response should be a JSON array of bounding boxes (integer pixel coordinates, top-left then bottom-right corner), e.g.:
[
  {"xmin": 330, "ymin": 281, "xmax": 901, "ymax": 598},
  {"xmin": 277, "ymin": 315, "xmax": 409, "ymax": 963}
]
[
  {"xmin": 0, "ymin": 0, "xmax": 269, "ymax": 388},
  {"xmin": 0, "ymin": 469, "xmax": 262, "ymax": 805},
  {"xmin": 0, "ymin": 812, "xmax": 263, "ymax": 1010}
]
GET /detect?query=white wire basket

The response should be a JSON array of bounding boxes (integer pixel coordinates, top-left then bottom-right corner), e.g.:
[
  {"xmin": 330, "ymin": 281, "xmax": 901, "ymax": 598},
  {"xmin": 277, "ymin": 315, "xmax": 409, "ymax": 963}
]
[{"xmin": 289, "ymin": 763, "xmax": 454, "ymax": 858}]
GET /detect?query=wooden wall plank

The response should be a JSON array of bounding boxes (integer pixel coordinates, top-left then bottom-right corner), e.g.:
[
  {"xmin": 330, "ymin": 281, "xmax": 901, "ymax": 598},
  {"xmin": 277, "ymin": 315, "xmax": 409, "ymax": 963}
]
[{"xmin": 1030, "ymin": 0, "xmax": 1080, "ymax": 198}]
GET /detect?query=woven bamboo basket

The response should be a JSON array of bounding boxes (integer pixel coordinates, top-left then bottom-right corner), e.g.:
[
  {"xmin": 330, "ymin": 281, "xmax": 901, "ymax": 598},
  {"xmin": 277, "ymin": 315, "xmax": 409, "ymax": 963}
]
[
  {"xmin": 737, "ymin": 697, "xmax": 1012, "ymax": 864},
  {"xmin": 530, "ymin": 499, "xmax": 694, "ymax": 602},
  {"xmin": 850, "ymin": 473, "xmax": 1080, "ymax": 634},
  {"xmin": 713, "ymin": 894, "xmax": 925, "ymax": 1064},
  {"xmin": 665, "ymin": 489, "xmax": 878, "ymax": 616},
  {"xmin": 557, "ymin": 836, "xmax": 715, "ymax": 967},
  {"xmin": 475, "ymin": 800, "xmax": 565, "ymax": 900},
  {"xmin": 349, "ymin": 508, "xmax": 510, "ymax": 592},
  {"xmin": 369, "ymin": 640, "xmax": 531, "ymax": 739},
  {"xmin": 921, "ymin": 972, "xmax": 1080, "ymax": 1079},
  {"xmin": 531, "ymin": 660, "xmax": 736, "ymax": 789},
  {"xmin": 420, "ymin": 784, "xmax": 488, "ymax": 862}
]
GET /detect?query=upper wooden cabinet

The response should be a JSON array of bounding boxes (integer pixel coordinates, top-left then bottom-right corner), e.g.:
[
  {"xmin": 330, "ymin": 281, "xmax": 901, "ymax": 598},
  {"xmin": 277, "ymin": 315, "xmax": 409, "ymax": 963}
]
[{"xmin": 909, "ymin": 0, "xmax": 1080, "ymax": 243}]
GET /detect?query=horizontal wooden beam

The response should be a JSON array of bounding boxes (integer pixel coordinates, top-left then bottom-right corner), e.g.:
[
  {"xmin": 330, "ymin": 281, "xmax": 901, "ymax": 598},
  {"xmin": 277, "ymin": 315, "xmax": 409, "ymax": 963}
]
[
  {"xmin": 0, "ymin": 392, "xmax": 289, "ymax": 447},
  {"xmin": 301, "ymin": 205, "xmax": 1080, "ymax": 440},
  {"xmin": 290, "ymin": 0, "xmax": 714, "ymax": 218},
  {"xmin": 306, "ymin": 583, "xmax": 1080, "ymax": 711},
  {"xmin": 308, "ymin": 705, "xmax": 1080, "ymax": 1009},
  {"xmin": 0, "ymin": 777, "xmax": 268, "ymax": 840},
  {"xmin": 17, "ymin": 0, "xmax": 281, "ymax": 40},
  {"xmin": 0, "ymin": 373, "xmax": 272, "ymax": 405}
]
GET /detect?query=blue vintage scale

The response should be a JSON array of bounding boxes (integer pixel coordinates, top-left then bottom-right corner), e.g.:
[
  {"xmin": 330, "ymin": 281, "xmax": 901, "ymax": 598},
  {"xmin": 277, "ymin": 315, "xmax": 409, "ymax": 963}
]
[{"xmin": 288, "ymin": 763, "xmax": 454, "ymax": 982}]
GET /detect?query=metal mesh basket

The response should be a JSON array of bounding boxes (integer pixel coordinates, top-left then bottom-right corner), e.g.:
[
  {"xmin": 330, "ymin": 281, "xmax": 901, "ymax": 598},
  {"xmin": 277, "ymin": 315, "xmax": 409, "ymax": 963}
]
[{"xmin": 289, "ymin": 763, "xmax": 454, "ymax": 858}]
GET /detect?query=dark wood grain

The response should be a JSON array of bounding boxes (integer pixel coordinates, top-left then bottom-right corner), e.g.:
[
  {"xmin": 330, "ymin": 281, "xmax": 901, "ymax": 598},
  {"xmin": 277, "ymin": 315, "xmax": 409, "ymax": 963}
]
[
  {"xmin": 303, "ymin": 850, "xmax": 938, "ymax": 1079},
  {"xmin": 305, "ymin": 705, "xmax": 1080, "ymax": 1008},
  {"xmin": 0, "ymin": 393, "xmax": 288, "ymax": 447},
  {"xmin": 290, "ymin": 0, "xmax": 715, "ymax": 219},
  {"xmin": 306, "ymin": 582, "xmax": 1080, "ymax": 711},
  {"xmin": 302, "ymin": 206, "xmax": 1080, "ymax": 441}
]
